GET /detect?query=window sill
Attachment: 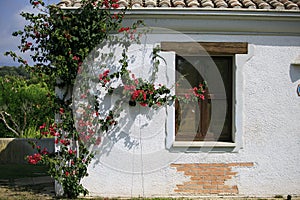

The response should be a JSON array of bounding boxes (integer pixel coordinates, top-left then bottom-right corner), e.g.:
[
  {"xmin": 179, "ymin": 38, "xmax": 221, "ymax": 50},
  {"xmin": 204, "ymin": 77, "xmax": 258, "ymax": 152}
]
[{"xmin": 172, "ymin": 141, "xmax": 236, "ymax": 148}]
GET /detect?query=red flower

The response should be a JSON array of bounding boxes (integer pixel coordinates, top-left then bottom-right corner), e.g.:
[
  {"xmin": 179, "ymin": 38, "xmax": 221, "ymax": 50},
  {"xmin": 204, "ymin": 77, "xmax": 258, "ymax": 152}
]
[
  {"xmin": 39, "ymin": 123, "xmax": 46, "ymax": 130},
  {"xmin": 131, "ymin": 90, "xmax": 140, "ymax": 100},
  {"xmin": 103, "ymin": 70, "xmax": 110, "ymax": 76},
  {"xmin": 41, "ymin": 131, "xmax": 49, "ymax": 135},
  {"xmin": 52, "ymin": 132, "xmax": 59, "ymax": 136},
  {"xmin": 72, "ymin": 56, "xmax": 80, "ymax": 61},
  {"xmin": 41, "ymin": 148, "xmax": 48, "ymax": 155},
  {"xmin": 118, "ymin": 27, "xmax": 130, "ymax": 33},
  {"xmin": 140, "ymin": 102, "xmax": 147, "ymax": 107},
  {"xmin": 59, "ymin": 108, "xmax": 64, "ymax": 115},
  {"xmin": 95, "ymin": 137, "xmax": 101, "ymax": 145},
  {"xmin": 103, "ymin": 0, "xmax": 109, "ymax": 7},
  {"xmin": 112, "ymin": 13, "xmax": 119, "ymax": 19},
  {"xmin": 112, "ymin": 3, "xmax": 119, "ymax": 8},
  {"xmin": 55, "ymin": 139, "xmax": 59, "ymax": 144},
  {"xmin": 124, "ymin": 85, "xmax": 135, "ymax": 91},
  {"xmin": 60, "ymin": 139, "xmax": 70, "ymax": 146},
  {"xmin": 65, "ymin": 171, "xmax": 70, "ymax": 176},
  {"xmin": 134, "ymin": 79, "xmax": 139, "ymax": 85},
  {"xmin": 22, "ymin": 42, "xmax": 32, "ymax": 52},
  {"xmin": 199, "ymin": 94, "xmax": 205, "ymax": 100},
  {"xmin": 33, "ymin": 1, "xmax": 39, "ymax": 6},
  {"xmin": 27, "ymin": 153, "xmax": 42, "ymax": 165},
  {"xmin": 130, "ymin": 34, "xmax": 135, "ymax": 40}
]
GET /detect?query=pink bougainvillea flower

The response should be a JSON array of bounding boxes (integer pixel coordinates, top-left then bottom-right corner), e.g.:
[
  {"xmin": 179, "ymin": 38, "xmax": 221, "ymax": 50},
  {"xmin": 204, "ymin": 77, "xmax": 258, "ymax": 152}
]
[
  {"xmin": 112, "ymin": 13, "xmax": 119, "ymax": 19},
  {"xmin": 59, "ymin": 108, "xmax": 64, "ymax": 115},
  {"xmin": 39, "ymin": 123, "xmax": 46, "ymax": 129},
  {"xmin": 72, "ymin": 56, "xmax": 80, "ymax": 61},
  {"xmin": 199, "ymin": 94, "xmax": 205, "ymax": 100},
  {"xmin": 68, "ymin": 149, "xmax": 74, "ymax": 155},
  {"xmin": 80, "ymin": 94, "xmax": 87, "ymax": 99},
  {"xmin": 27, "ymin": 153, "xmax": 42, "ymax": 165},
  {"xmin": 140, "ymin": 102, "xmax": 147, "ymax": 107},
  {"xmin": 118, "ymin": 27, "xmax": 130, "ymax": 33},
  {"xmin": 134, "ymin": 79, "xmax": 139, "ymax": 85},
  {"xmin": 95, "ymin": 137, "xmax": 101, "ymax": 145},
  {"xmin": 60, "ymin": 139, "xmax": 70, "ymax": 146},
  {"xmin": 111, "ymin": 3, "xmax": 119, "ymax": 8},
  {"xmin": 41, "ymin": 148, "xmax": 49, "ymax": 155},
  {"xmin": 41, "ymin": 131, "xmax": 49, "ymax": 136}
]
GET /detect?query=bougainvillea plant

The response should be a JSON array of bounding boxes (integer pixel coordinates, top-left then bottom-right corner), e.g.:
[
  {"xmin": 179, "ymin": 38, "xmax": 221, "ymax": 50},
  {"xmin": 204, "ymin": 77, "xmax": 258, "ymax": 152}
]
[
  {"xmin": 5, "ymin": 0, "xmax": 132, "ymax": 198},
  {"xmin": 6, "ymin": 0, "xmax": 207, "ymax": 198}
]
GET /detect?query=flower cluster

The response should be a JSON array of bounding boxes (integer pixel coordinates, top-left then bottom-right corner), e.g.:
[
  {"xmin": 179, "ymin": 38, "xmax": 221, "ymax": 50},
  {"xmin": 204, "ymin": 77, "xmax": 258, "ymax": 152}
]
[
  {"xmin": 123, "ymin": 74, "xmax": 174, "ymax": 107},
  {"xmin": 99, "ymin": 69, "xmax": 110, "ymax": 86},
  {"xmin": 22, "ymin": 42, "xmax": 32, "ymax": 52},
  {"xmin": 27, "ymin": 153, "xmax": 42, "ymax": 164},
  {"xmin": 102, "ymin": 0, "xmax": 119, "ymax": 8},
  {"xmin": 27, "ymin": 143, "xmax": 49, "ymax": 165},
  {"xmin": 176, "ymin": 81, "xmax": 207, "ymax": 103},
  {"xmin": 27, "ymin": 107, "xmax": 94, "ymax": 198},
  {"xmin": 39, "ymin": 123, "xmax": 59, "ymax": 136},
  {"xmin": 192, "ymin": 82, "xmax": 206, "ymax": 101},
  {"xmin": 118, "ymin": 27, "xmax": 130, "ymax": 33}
]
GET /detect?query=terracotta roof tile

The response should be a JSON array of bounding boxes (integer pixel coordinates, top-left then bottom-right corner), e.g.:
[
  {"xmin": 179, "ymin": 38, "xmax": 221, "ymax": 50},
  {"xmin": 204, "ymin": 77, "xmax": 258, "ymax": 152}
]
[
  {"xmin": 57, "ymin": 0, "xmax": 300, "ymax": 10},
  {"xmin": 214, "ymin": 0, "xmax": 229, "ymax": 8},
  {"xmin": 199, "ymin": 0, "xmax": 215, "ymax": 8},
  {"xmin": 240, "ymin": 0, "xmax": 257, "ymax": 8},
  {"xmin": 159, "ymin": 0, "xmax": 172, "ymax": 7}
]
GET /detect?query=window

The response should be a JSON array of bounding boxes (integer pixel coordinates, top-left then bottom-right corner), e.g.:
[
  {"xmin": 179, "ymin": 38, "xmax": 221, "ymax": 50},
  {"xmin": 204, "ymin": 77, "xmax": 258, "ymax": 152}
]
[
  {"xmin": 161, "ymin": 42, "xmax": 248, "ymax": 145},
  {"xmin": 175, "ymin": 55, "xmax": 233, "ymax": 142}
]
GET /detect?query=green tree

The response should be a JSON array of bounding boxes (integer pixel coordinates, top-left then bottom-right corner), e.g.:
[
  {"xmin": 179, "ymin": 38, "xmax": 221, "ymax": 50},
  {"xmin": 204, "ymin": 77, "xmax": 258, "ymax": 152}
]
[
  {"xmin": 0, "ymin": 75, "xmax": 54, "ymax": 138},
  {"xmin": 0, "ymin": 66, "xmax": 29, "ymax": 78}
]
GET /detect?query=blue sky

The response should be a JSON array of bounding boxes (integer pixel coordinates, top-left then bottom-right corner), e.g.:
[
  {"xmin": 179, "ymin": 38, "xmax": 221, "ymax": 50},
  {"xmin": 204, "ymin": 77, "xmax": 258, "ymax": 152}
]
[{"xmin": 0, "ymin": 0, "xmax": 58, "ymax": 66}]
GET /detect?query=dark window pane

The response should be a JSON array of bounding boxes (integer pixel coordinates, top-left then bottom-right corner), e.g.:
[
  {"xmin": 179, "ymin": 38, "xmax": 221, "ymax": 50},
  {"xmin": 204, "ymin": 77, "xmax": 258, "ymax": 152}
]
[{"xmin": 175, "ymin": 56, "xmax": 233, "ymax": 142}]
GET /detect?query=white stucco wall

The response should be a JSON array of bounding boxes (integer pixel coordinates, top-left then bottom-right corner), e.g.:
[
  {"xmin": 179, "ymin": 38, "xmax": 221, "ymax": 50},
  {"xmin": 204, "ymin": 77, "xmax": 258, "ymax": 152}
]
[{"xmin": 75, "ymin": 13, "xmax": 300, "ymax": 197}]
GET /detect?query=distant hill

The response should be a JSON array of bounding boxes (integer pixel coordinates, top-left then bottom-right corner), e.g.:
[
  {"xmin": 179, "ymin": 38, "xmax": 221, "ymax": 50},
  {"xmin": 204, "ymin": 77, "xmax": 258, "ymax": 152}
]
[{"xmin": 0, "ymin": 66, "xmax": 30, "ymax": 78}]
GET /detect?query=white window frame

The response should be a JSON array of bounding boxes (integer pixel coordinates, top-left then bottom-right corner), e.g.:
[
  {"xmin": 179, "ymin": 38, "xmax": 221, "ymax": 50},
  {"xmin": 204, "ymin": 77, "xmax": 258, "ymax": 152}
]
[{"xmin": 162, "ymin": 42, "xmax": 248, "ymax": 152}]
